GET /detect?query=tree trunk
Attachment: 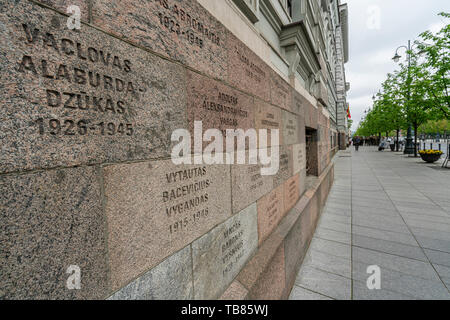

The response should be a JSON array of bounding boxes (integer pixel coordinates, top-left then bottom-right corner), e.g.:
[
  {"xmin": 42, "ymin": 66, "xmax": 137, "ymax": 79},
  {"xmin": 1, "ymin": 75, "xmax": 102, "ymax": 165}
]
[
  {"xmin": 396, "ymin": 129, "xmax": 400, "ymax": 152},
  {"xmin": 414, "ymin": 123, "xmax": 418, "ymax": 157}
]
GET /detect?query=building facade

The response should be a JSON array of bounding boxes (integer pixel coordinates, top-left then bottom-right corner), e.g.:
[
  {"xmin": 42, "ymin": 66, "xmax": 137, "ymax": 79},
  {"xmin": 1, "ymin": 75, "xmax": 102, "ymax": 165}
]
[
  {"xmin": 217, "ymin": 0, "xmax": 350, "ymax": 149},
  {"xmin": 1, "ymin": 0, "xmax": 348, "ymax": 300}
]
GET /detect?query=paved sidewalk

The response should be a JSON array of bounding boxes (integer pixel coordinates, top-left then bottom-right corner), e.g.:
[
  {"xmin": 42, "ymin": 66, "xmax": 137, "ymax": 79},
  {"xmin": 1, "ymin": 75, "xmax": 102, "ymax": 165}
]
[{"xmin": 289, "ymin": 147, "xmax": 450, "ymax": 300}]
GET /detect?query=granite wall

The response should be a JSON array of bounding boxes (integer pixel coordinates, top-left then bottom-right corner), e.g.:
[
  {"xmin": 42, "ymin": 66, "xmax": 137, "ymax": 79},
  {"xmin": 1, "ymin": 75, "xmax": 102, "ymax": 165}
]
[{"xmin": 0, "ymin": 0, "xmax": 334, "ymax": 299}]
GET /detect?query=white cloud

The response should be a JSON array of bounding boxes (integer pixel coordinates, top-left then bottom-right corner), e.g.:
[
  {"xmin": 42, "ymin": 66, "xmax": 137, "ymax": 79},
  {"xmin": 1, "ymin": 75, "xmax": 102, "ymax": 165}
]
[
  {"xmin": 343, "ymin": 0, "xmax": 450, "ymax": 131},
  {"xmin": 428, "ymin": 21, "xmax": 446, "ymax": 34}
]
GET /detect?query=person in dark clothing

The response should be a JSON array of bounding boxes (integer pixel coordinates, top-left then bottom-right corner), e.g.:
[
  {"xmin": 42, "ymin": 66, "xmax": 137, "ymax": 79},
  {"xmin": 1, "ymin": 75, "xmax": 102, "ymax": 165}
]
[{"xmin": 353, "ymin": 136, "xmax": 361, "ymax": 151}]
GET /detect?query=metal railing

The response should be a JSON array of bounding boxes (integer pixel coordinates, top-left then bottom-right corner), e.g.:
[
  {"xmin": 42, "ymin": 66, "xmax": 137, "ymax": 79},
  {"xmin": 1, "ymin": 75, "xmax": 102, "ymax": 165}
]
[{"xmin": 418, "ymin": 139, "xmax": 450, "ymax": 168}]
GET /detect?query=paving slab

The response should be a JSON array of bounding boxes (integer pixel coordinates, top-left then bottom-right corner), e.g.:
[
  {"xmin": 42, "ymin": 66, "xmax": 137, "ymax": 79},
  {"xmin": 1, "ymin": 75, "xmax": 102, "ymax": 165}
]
[
  {"xmin": 294, "ymin": 266, "xmax": 351, "ymax": 300},
  {"xmin": 302, "ymin": 249, "xmax": 351, "ymax": 278},
  {"xmin": 290, "ymin": 148, "xmax": 450, "ymax": 300},
  {"xmin": 289, "ymin": 285, "xmax": 333, "ymax": 300},
  {"xmin": 352, "ymin": 234, "xmax": 427, "ymax": 262}
]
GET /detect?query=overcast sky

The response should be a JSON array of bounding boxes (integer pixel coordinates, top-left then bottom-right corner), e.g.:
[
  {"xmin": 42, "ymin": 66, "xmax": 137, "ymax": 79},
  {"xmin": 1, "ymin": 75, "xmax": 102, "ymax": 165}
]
[{"xmin": 342, "ymin": 0, "xmax": 450, "ymax": 131}]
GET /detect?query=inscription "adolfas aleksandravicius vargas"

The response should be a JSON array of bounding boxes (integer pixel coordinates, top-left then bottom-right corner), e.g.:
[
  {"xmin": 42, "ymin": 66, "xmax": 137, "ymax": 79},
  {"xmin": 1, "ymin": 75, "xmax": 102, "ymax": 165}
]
[{"xmin": 17, "ymin": 23, "xmax": 144, "ymax": 135}]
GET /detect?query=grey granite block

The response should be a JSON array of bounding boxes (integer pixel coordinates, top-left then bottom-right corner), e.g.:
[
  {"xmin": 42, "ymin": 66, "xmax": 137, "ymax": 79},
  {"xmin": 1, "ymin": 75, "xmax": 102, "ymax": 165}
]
[
  {"xmin": 192, "ymin": 203, "xmax": 258, "ymax": 300},
  {"xmin": 0, "ymin": 167, "xmax": 108, "ymax": 299},
  {"xmin": 108, "ymin": 246, "xmax": 193, "ymax": 300}
]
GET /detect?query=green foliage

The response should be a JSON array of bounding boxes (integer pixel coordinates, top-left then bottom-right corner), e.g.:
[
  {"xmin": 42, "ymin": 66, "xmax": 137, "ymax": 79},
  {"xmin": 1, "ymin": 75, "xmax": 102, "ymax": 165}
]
[
  {"xmin": 418, "ymin": 119, "xmax": 450, "ymax": 134},
  {"xmin": 417, "ymin": 12, "xmax": 450, "ymax": 119},
  {"xmin": 356, "ymin": 12, "xmax": 449, "ymax": 136},
  {"xmin": 347, "ymin": 119, "xmax": 353, "ymax": 131}
]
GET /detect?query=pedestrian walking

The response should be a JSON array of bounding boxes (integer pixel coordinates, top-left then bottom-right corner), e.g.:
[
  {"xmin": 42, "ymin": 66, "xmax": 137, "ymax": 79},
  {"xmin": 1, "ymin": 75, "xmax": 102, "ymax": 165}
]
[{"xmin": 353, "ymin": 136, "xmax": 361, "ymax": 151}]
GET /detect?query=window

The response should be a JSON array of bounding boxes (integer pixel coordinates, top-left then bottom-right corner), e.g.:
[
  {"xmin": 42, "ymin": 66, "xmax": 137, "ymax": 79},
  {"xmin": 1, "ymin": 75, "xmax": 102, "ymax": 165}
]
[
  {"xmin": 305, "ymin": 127, "xmax": 319, "ymax": 176},
  {"xmin": 232, "ymin": 0, "xmax": 259, "ymax": 23},
  {"xmin": 279, "ymin": 0, "xmax": 293, "ymax": 18},
  {"xmin": 287, "ymin": 0, "xmax": 293, "ymax": 17}
]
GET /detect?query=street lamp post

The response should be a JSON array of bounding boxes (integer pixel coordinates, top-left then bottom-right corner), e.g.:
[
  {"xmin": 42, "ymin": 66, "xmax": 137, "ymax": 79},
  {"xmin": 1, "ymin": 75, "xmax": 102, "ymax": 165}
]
[{"xmin": 393, "ymin": 40, "xmax": 415, "ymax": 156}]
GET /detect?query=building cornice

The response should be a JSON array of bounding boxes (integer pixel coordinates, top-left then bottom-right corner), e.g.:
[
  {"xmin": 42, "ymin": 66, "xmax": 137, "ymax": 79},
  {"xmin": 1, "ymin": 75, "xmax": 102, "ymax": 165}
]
[{"xmin": 338, "ymin": 3, "xmax": 349, "ymax": 63}]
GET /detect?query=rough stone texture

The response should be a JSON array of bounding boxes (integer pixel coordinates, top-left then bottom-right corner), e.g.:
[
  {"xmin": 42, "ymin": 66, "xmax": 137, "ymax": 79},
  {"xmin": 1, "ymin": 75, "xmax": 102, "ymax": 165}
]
[
  {"xmin": 284, "ymin": 205, "xmax": 312, "ymax": 292},
  {"xmin": 255, "ymin": 99, "xmax": 282, "ymax": 147},
  {"xmin": 236, "ymin": 162, "xmax": 334, "ymax": 301},
  {"xmin": 305, "ymin": 128, "xmax": 319, "ymax": 176},
  {"xmin": 318, "ymin": 124, "xmax": 331, "ymax": 175},
  {"xmin": 236, "ymin": 230, "xmax": 284, "ymax": 294},
  {"xmin": 304, "ymin": 104, "xmax": 318, "ymax": 129},
  {"xmin": 0, "ymin": 0, "xmax": 337, "ymax": 302},
  {"xmin": 192, "ymin": 203, "xmax": 257, "ymax": 300},
  {"xmin": 257, "ymin": 184, "xmax": 285, "ymax": 245},
  {"xmin": 108, "ymin": 246, "xmax": 193, "ymax": 300},
  {"xmin": 273, "ymin": 145, "xmax": 293, "ymax": 187},
  {"xmin": 186, "ymin": 70, "xmax": 255, "ymax": 151},
  {"xmin": 299, "ymin": 168, "xmax": 307, "ymax": 197},
  {"xmin": 92, "ymin": 0, "xmax": 228, "ymax": 80},
  {"xmin": 103, "ymin": 159, "xmax": 231, "ymax": 291},
  {"xmin": 284, "ymin": 174, "xmax": 300, "ymax": 212},
  {"xmin": 282, "ymin": 110, "xmax": 300, "ymax": 146},
  {"xmin": 270, "ymin": 71, "xmax": 292, "ymax": 111},
  {"xmin": 231, "ymin": 159, "xmax": 273, "ymax": 214},
  {"xmin": 0, "ymin": 166, "xmax": 108, "ymax": 299},
  {"xmin": 292, "ymin": 143, "xmax": 306, "ymax": 175},
  {"xmin": 247, "ymin": 245, "xmax": 286, "ymax": 300},
  {"xmin": 227, "ymin": 32, "xmax": 270, "ymax": 102},
  {"xmin": 308, "ymin": 190, "xmax": 321, "ymax": 230},
  {"xmin": 219, "ymin": 280, "xmax": 248, "ymax": 300},
  {"xmin": 36, "ymin": 0, "xmax": 89, "ymax": 21},
  {"xmin": 0, "ymin": 0, "xmax": 187, "ymax": 173},
  {"xmin": 320, "ymin": 172, "xmax": 331, "ymax": 207},
  {"xmin": 292, "ymin": 89, "xmax": 306, "ymax": 116},
  {"xmin": 298, "ymin": 114, "xmax": 306, "ymax": 144}
]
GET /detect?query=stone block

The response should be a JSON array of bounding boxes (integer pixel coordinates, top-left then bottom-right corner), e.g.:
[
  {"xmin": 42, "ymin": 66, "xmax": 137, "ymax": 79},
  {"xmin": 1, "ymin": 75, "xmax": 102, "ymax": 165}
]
[
  {"xmin": 257, "ymin": 184, "xmax": 285, "ymax": 245},
  {"xmin": 186, "ymin": 70, "xmax": 255, "ymax": 151},
  {"xmin": 282, "ymin": 110, "xmax": 300, "ymax": 146},
  {"xmin": 231, "ymin": 160, "xmax": 273, "ymax": 214},
  {"xmin": 292, "ymin": 143, "xmax": 306, "ymax": 175},
  {"xmin": 108, "ymin": 246, "xmax": 193, "ymax": 300},
  {"xmin": 0, "ymin": 166, "xmax": 108, "ymax": 299},
  {"xmin": 219, "ymin": 280, "xmax": 248, "ymax": 300},
  {"xmin": 269, "ymin": 71, "xmax": 292, "ymax": 111},
  {"xmin": 273, "ymin": 145, "xmax": 293, "ymax": 187},
  {"xmin": 291, "ymin": 89, "xmax": 306, "ymax": 117},
  {"xmin": 304, "ymin": 104, "xmax": 318, "ymax": 129},
  {"xmin": 37, "ymin": 0, "xmax": 89, "ymax": 21},
  {"xmin": 284, "ymin": 174, "xmax": 300, "ymax": 212},
  {"xmin": 284, "ymin": 204, "xmax": 313, "ymax": 291},
  {"xmin": 92, "ymin": 0, "xmax": 228, "ymax": 80},
  {"xmin": 103, "ymin": 159, "xmax": 231, "ymax": 291},
  {"xmin": 227, "ymin": 32, "xmax": 270, "ymax": 102},
  {"xmin": 247, "ymin": 245, "xmax": 286, "ymax": 300},
  {"xmin": 0, "ymin": 0, "xmax": 187, "ymax": 173},
  {"xmin": 255, "ymin": 99, "xmax": 282, "ymax": 147},
  {"xmin": 192, "ymin": 203, "xmax": 258, "ymax": 299}
]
